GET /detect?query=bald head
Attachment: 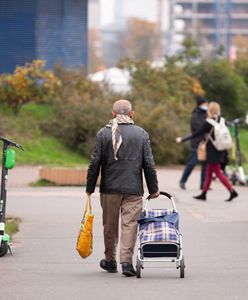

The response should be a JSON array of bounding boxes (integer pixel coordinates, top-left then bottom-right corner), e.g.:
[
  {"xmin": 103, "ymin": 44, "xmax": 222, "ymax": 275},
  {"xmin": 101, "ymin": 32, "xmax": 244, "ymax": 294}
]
[{"xmin": 112, "ymin": 99, "xmax": 133, "ymax": 115}]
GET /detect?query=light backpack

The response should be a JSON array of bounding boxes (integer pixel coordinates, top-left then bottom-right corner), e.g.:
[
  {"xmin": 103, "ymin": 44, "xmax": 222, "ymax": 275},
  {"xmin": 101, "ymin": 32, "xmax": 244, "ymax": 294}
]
[{"xmin": 206, "ymin": 117, "xmax": 232, "ymax": 151}]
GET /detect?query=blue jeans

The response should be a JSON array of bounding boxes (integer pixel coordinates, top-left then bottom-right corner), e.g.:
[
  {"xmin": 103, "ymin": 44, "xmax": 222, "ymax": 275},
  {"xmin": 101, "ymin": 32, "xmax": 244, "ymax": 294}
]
[{"xmin": 180, "ymin": 147, "xmax": 207, "ymax": 189}]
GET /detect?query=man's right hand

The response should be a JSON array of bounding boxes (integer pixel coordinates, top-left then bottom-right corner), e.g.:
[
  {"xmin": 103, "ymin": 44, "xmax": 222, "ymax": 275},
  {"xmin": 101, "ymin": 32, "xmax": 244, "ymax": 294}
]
[{"xmin": 150, "ymin": 191, "xmax": 160, "ymax": 198}]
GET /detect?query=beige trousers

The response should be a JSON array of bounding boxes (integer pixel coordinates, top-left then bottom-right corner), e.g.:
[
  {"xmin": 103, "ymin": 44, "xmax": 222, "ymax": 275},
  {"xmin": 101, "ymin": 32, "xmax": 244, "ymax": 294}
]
[{"xmin": 100, "ymin": 193, "xmax": 143, "ymax": 264}]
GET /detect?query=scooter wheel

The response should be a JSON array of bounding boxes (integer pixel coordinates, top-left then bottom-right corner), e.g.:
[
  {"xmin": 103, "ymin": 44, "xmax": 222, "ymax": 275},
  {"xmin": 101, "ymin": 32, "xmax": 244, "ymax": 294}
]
[{"xmin": 0, "ymin": 241, "xmax": 8, "ymax": 257}]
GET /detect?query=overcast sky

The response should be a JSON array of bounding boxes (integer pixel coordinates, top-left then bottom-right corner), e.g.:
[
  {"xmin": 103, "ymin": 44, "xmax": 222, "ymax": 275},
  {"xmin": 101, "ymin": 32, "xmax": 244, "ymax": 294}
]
[{"xmin": 99, "ymin": 0, "xmax": 169, "ymax": 30}]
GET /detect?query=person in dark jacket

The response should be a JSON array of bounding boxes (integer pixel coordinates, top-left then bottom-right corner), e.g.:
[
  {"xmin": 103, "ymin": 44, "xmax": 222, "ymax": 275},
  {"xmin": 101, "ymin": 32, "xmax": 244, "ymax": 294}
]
[
  {"xmin": 176, "ymin": 101, "xmax": 238, "ymax": 202},
  {"xmin": 179, "ymin": 96, "xmax": 208, "ymax": 190},
  {"xmin": 86, "ymin": 99, "xmax": 159, "ymax": 277}
]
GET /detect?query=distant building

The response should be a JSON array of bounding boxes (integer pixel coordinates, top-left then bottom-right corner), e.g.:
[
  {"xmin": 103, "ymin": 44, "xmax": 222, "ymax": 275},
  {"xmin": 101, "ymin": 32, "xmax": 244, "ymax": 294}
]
[
  {"xmin": 101, "ymin": 0, "xmax": 169, "ymax": 67},
  {"xmin": 169, "ymin": 0, "xmax": 248, "ymax": 57},
  {"xmin": 114, "ymin": 0, "xmax": 125, "ymax": 27},
  {"xmin": 89, "ymin": 0, "xmax": 101, "ymax": 29},
  {"xmin": 101, "ymin": 22, "xmax": 126, "ymax": 67},
  {"xmin": 0, "ymin": 0, "xmax": 88, "ymax": 73},
  {"xmin": 88, "ymin": 67, "xmax": 131, "ymax": 93}
]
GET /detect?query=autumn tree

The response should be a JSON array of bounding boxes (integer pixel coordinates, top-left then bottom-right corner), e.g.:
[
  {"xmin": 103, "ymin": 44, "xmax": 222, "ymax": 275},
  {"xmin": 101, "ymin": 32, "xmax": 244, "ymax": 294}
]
[
  {"xmin": 0, "ymin": 60, "xmax": 61, "ymax": 114},
  {"xmin": 124, "ymin": 17, "xmax": 161, "ymax": 61}
]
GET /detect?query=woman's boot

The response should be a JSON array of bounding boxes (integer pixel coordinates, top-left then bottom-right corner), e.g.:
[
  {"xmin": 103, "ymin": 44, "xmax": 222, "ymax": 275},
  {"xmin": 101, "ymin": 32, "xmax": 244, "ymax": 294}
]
[
  {"xmin": 225, "ymin": 189, "xmax": 238, "ymax": 202},
  {"xmin": 193, "ymin": 191, "xmax": 207, "ymax": 201}
]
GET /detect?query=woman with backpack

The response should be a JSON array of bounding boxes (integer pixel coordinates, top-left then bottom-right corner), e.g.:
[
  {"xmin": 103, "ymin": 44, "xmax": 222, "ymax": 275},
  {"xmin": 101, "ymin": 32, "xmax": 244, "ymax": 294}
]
[{"xmin": 176, "ymin": 101, "xmax": 238, "ymax": 202}]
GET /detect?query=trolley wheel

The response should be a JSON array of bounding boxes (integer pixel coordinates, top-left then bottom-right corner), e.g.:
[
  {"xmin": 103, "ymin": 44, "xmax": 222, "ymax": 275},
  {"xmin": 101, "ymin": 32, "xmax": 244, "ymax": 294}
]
[
  {"xmin": 136, "ymin": 258, "xmax": 142, "ymax": 278},
  {"xmin": 0, "ymin": 241, "xmax": 8, "ymax": 257},
  {"xmin": 180, "ymin": 256, "xmax": 185, "ymax": 278}
]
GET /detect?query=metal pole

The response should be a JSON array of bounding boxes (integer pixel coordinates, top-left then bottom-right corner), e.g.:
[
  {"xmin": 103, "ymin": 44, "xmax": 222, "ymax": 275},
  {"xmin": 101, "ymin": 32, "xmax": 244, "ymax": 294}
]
[
  {"xmin": 169, "ymin": 0, "xmax": 174, "ymax": 52},
  {"xmin": 215, "ymin": 0, "xmax": 220, "ymax": 49},
  {"xmin": 157, "ymin": 0, "xmax": 163, "ymax": 57},
  {"xmin": 0, "ymin": 142, "xmax": 8, "ymax": 235},
  {"xmin": 192, "ymin": 0, "xmax": 198, "ymax": 39},
  {"xmin": 226, "ymin": 0, "xmax": 232, "ymax": 58}
]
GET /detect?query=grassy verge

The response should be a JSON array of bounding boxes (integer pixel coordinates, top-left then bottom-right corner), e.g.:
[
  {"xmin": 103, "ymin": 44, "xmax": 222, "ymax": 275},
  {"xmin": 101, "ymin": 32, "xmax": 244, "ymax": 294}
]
[
  {"xmin": 16, "ymin": 136, "xmax": 88, "ymax": 167},
  {"xmin": 240, "ymin": 128, "xmax": 248, "ymax": 173},
  {"xmin": 5, "ymin": 218, "xmax": 20, "ymax": 237},
  {"xmin": 30, "ymin": 179, "xmax": 84, "ymax": 187},
  {"xmin": 30, "ymin": 179, "xmax": 57, "ymax": 187},
  {"xmin": 0, "ymin": 103, "xmax": 88, "ymax": 167}
]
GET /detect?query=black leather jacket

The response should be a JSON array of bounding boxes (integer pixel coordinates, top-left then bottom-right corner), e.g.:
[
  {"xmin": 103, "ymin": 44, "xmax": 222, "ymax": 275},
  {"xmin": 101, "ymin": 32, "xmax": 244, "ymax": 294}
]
[
  {"xmin": 86, "ymin": 123, "xmax": 158, "ymax": 196},
  {"xmin": 190, "ymin": 107, "xmax": 207, "ymax": 148}
]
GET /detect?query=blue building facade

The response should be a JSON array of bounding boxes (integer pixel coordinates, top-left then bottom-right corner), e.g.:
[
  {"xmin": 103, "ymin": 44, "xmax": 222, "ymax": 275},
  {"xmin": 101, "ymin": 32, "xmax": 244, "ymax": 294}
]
[{"xmin": 0, "ymin": 0, "xmax": 88, "ymax": 73}]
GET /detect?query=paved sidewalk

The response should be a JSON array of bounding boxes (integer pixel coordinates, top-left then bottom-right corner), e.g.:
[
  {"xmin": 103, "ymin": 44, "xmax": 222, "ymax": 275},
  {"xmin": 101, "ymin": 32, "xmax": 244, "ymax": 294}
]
[
  {"xmin": 0, "ymin": 167, "xmax": 247, "ymax": 300},
  {"xmin": 7, "ymin": 165, "xmax": 40, "ymax": 187}
]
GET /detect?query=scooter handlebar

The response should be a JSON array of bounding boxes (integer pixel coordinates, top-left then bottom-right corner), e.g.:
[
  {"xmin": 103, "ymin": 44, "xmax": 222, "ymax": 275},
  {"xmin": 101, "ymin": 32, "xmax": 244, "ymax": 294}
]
[
  {"xmin": 226, "ymin": 118, "xmax": 242, "ymax": 126},
  {"xmin": 0, "ymin": 136, "xmax": 23, "ymax": 150}
]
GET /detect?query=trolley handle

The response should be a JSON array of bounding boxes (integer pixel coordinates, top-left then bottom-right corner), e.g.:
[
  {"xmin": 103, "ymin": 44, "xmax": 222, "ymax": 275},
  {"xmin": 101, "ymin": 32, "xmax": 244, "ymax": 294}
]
[
  {"xmin": 144, "ymin": 191, "xmax": 178, "ymax": 212},
  {"xmin": 147, "ymin": 191, "xmax": 172, "ymax": 200}
]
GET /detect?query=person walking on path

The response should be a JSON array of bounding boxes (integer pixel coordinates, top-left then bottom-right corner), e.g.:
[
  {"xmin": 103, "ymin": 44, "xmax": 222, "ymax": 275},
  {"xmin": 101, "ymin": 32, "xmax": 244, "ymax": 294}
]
[
  {"xmin": 179, "ymin": 96, "xmax": 208, "ymax": 190},
  {"xmin": 86, "ymin": 99, "xmax": 159, "ymax": 277},
  {"xmin": 176, "ymin": 101, "xmax": 238, "ymax": 202}
]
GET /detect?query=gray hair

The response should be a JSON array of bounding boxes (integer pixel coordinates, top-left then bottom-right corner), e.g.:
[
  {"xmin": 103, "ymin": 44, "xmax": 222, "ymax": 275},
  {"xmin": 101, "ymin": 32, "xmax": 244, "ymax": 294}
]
[{"xmin": 113, "ymin": 99, "xmax": 132, "ymax": 115}]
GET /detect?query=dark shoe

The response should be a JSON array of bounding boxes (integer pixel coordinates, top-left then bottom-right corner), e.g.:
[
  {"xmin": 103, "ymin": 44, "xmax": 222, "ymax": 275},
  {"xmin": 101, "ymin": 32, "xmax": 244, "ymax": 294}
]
[
  {"xmin": 225, "ymin": 190, "xmax": 238, "ymax": 202},
  {"xmin": 100, "ymin": 259, "xmax": 117, "ymax": 273},
  {"xmin": 121, "ymin": 262, "xmax": 136, "ymax": 277},
  {"xmin": 179, "ymin": 181, "xmax": 186, "ymax": 190},
  {"xmin": 193, "ymin": 192, "xmax": 206, "ymax": 201}
]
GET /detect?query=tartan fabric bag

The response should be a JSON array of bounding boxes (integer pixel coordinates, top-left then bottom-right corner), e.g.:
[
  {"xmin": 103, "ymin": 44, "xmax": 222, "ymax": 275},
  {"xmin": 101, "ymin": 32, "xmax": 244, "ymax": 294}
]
[
  {"xmin": 139, "ymin": 209, "xmax": 180, "ymax": 244},
  {"xmin": 76, "ymin": 194, "xmax": 94, "ymax": 258},
  {"xmin": 145, "ymin": 209, "xmax": 174, "ymax": 218},
  {"xmin": 139, "ymin": 221, "xmax": 180, "ymax": 244}
]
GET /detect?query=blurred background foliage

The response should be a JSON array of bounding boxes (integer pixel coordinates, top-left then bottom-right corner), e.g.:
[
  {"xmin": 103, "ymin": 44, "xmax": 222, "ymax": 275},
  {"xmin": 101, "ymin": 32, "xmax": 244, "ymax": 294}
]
[{"xmin": 0, "ymin": 43, "xmax": 248, "ymax": 166}]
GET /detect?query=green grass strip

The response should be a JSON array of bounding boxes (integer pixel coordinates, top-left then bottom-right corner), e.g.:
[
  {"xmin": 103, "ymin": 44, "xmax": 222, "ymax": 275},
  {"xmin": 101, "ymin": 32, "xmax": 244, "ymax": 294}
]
[
  {"xmin": 16, "ymin": 136, "xmax": 88, "ymax": 167},
  {"xmin": 240, "ymin": 129, "xmax": 248, "ymax": 173},
  {"xmin": 5, "ymin": 218, "xmax": 20, "ymax": 236}
]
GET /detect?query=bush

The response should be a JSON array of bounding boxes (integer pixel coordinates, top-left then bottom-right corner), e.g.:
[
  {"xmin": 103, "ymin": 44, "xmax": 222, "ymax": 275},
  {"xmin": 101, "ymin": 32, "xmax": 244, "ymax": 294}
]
[
  {"xmin": 50, "ymin": 67, "xmax": 116, "ymax": 158},
  {"xmin": 118, "ymin": 58, "xmax": 204, "ymax": 164},
  {"xmin": 234, "ymin": 57, "xmax": 248, "ymax": 86},
  {"xmin": 0, "ymin": 60, "xmax": 61, "ymax": 114},
  {"xmin": 50, "ymin": 62, "xmax": 202, "ymax": 164},
  {"xmin": 194, "ymin": 59, "xmax": 248, "ymax": 119}
]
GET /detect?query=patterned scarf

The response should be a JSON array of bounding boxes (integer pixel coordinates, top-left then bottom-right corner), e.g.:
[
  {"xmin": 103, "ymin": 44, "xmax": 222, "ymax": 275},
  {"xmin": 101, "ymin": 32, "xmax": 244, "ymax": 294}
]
[{"xmin": 106, "ymin": 114, "xmax": 134, "ymax": 160}]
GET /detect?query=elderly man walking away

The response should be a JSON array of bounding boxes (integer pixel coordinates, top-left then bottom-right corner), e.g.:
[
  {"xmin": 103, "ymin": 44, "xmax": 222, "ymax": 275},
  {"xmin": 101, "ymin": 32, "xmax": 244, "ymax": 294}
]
[{"xmin": 86, "ymin": 99, "xmax": 159, "ymax": 277}]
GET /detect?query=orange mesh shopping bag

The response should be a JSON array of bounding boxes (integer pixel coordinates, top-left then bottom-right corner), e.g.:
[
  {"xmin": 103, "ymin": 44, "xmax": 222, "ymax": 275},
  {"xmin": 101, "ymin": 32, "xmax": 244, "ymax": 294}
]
[{"xmin": 76, "ymin": 194, "xmax": 94, "ymax": 258}]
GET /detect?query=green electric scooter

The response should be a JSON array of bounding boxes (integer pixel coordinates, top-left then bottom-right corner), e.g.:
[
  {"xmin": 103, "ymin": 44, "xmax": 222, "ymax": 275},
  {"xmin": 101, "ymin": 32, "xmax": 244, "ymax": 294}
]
[
  {"xmin": 0, "ymin": 136, "xmax": 23, "ymax": 257},
  {"xmin": 227, "ymin": 119, "xmax": 248, "ymax": 186}
]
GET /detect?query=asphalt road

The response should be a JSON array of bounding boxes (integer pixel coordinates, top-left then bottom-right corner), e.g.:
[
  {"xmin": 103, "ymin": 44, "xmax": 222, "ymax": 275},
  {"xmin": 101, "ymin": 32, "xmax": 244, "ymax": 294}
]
[{"xmin": 0, "ymin": 168, "xmax": 248, "ymax": 300}]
